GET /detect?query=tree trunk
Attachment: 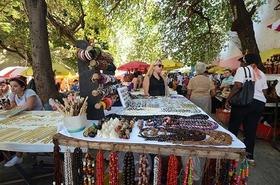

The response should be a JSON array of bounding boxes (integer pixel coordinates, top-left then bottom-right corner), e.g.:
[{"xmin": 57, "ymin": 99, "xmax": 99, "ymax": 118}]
[
  {"xmin": 230, "ymin": 0, "xmax": 265, "ymax": 72},
  {"xmin": 24, "ymin": 0, "xmax": 58, "ymax": 104}
]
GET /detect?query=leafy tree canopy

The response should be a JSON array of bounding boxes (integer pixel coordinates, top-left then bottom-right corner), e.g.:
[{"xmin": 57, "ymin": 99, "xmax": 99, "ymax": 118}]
[{"xmin": 0, "ymin": 0, "xmax": 267, "ymax": 69}]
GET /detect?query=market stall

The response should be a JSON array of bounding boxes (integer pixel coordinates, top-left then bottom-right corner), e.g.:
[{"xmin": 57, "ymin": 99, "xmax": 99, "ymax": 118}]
[{"xmin": 53, "ymin": 90, "xmax": 247, "ymax": 185}]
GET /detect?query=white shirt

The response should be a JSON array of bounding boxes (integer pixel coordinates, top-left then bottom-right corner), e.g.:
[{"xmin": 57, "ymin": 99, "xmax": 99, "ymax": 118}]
[
  {"xmin": 9, "ymin": 89, "xmax": 43, "ymax": 110},
  {"xmin": 233, "ymin": 65, "xmax": 268, "ymax": 103},
  {"xmin": 177, "ymin": 75, "xmax": 183, "ymax": 86}
]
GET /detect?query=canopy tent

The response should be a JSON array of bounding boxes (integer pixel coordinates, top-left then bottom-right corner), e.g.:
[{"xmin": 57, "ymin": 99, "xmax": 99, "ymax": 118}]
[
  {"xmin": 260, "ymin": 48, "xmax": 280, "ymax": 62},
  {"xmin": 0, "ymin": 66, "xmax": 28, "ymax": 78},
  {"xmin": 162, "ymin": 59, "xmax": 184, "ymax": 71},
  {"xmin": 117, "ymin": 61, "xmax": 150, "ymax": 72},
  {"xmin": 267, "ymin": 18, "xmax": 280, "ymax": 32},
  {"xmin": 21, "ymin": 63, "xmax": 76, "ymax": 76}
]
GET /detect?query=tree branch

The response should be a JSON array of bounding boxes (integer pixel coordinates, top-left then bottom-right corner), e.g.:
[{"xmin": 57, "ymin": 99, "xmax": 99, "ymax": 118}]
[
  {"xmin": 249, "ymin": 5, "xmax": 257, "ymax": 17},
  {"xmin": 47, "ymin": 12, "xmax": 76, "ymax": 44},
  {"xmin": 106, "ymin": 0, "xmax": 122, "ymax": 16},
  {"xmin": 0, "ymin": 40, "xmax": 27, "ymax": 60},
  {"xmin": 71, "ymin": 0, "xmax": 85, "ymax": 32}
]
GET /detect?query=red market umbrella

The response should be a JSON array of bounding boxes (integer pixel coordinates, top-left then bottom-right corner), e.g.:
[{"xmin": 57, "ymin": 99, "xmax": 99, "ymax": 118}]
[
  {"xmin": 267, "ymin": 19, "xmax": 280, "ymax": 32},
  {"xmin": 0, "ymin": 66, "xmax": 29, "ymax": 78},
  {"xmin": 117, "ymin": 61, "xmax": 150, "ymax": 72}
]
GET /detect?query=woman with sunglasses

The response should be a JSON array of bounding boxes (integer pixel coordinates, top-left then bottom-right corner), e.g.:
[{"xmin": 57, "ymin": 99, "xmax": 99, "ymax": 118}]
[{"xmin": 143, "ymin": 59, "xmax": 169, "ymax": 96}]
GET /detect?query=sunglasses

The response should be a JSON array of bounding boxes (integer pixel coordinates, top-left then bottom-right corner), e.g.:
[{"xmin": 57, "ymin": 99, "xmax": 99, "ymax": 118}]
[{"xmin": 155, "ymin": 64, "xmax": 164, "ymax": 68}]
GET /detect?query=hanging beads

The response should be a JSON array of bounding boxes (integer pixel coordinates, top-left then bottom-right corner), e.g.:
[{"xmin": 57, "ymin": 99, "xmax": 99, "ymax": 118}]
[
  {"xmin": 124, "ymin": 152, "xmax": 135, "ymax": 185},
  {"xmin": 167, "ymin": 155, "xmax": 178, "ymax": 185},
  {"xmin": 64, "ymin": 148, "xmax": 73, "ymax": 185},
  {"xmin": 153, "ymin": 155, "xmax": 162, "ymax": 185},
  {"xmin": 96, "ymin": 150, "xmax": 104, "ymax": 185},
  {"xmin": 138, "ymin": 154, "xmax": 149, "ymax": 185},
  {"xmin": 109, "ymin": 151, "xmax": 119, "ymax": 185},
  {"xmin": 82, "ymin": 152, "xmax": 95, "ymax": 185},
  {"xmin": 73, "ymin": 147, "xmax": 83, "ymax": 185}
]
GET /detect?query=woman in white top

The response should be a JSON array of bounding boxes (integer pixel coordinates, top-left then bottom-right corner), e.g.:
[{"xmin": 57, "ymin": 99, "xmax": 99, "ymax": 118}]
[
  {"xmin": 226, "ymin": 54, "xmax": 267, "ymax": 164},
  {"xmin": 4, "ymin": 75, "xmax": 43, "ymax": 167}
]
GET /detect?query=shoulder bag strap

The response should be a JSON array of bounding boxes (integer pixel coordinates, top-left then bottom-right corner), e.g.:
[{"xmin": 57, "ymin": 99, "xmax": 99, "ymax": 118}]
[{"xmin": 243, "ymin": 67, "xmax": 248, "ymax": 81}]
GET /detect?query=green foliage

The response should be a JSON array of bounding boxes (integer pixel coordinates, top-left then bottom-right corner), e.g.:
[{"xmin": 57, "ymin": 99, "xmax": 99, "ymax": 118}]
[{"xmin": 0, "ymin": 0, "xmax": 267, "ymax": 69}]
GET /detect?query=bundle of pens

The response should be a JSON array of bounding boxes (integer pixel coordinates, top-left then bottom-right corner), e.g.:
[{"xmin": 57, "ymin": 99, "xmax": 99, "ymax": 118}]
[{"xmin": 50, "ymin": 95, "xmax": 88, "ymax": 116}]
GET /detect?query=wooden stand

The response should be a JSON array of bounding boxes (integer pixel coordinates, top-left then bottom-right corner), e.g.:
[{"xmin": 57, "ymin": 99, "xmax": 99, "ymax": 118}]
[{"xmin": 53, "ymin": 133, "xmax": 245, "ymax": 160}]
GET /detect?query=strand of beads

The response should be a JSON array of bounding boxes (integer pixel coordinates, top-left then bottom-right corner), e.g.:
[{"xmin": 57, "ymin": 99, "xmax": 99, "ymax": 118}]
[
  {"xmin": 96, "ymin": 150, "xmax": 104, "ymax": 185},
  {"xmin": 215, "ymin": 159, "xmax": 221, "ymax": 183},
  {"xmin": 138, "ymin": 154, "xmax": 149, "ymax": 185},
  {"xmin": 109, "ymin": 152, "xmax": 119, "ymax": 185},
  {"xmin": 64, "ymin": 148, "xmax": 73, "ymax": 185},
  {"xmin": 53, "ymin": 139, "xmax": 62, "ymax": 185},
  {"xmin": 153, "ymin": 155, "xmax": 162, "ymax": 185},
  {"xmin": 167, "ymin": 155, "xmax": 178, "ymax": 185},
  {"xmin": 183, "ymin": 158, "xmax": 189, "ymax": 185},
  {"xmin": 124, "ymin": 152, "xmax": 135, "ymax": 185},
  {"xmin": 188, "ymin": 158, "xmax": 193, "ymax": 185},
  {"xmin": 73, "ymin": 147, "xmax": 83, "ymax": 185},
  {"xmin": 82, "ymin": 152, "xmax": 95, "ymax": 185}
]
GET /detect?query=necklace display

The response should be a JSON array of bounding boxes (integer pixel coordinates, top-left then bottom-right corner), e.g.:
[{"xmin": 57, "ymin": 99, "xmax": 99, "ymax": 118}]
[
  {"xmin": 141, "ymin": 115, "xmax": 217, "ymax": 131},
  {"xmin": 123, "ymin": 152, "xmax": 135, "ymax": 185},
  {"xmin": 96, "ymin": 150, "xmax": 104, "ymax": 185},
  {"xmin": 82, "ymin": 152, "xmax": 95, "ymax": 185},
  {"xmin": 64, "ymin": 148, "xmax": 74, "ymax": 185},
  {"xmin": 139, "ymin": 127, "xmax": 206, "ymax": 142},
  {"xmin": 137, "ymin": 154, "xmax": 149, "ymax": 185},
  {"xmin": 109, "ymin": 151, "xmax": 119, "ymax": 185},
  {"xmin": 182, "ymin": 157, "xmax": 193, "ymax": 185},
  {"xmin": 167, "ymin": 155, "xmax": 178, "ymax": 185},
  {"xmin": 153, "ymin": 155, "xmax": 162, "ymax": 185},
  {"xmin": 73, "ymin": 147, "xmax": 83, "ymax": 185}
]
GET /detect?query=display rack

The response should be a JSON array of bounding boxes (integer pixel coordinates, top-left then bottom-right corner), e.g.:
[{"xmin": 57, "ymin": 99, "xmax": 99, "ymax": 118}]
[{"xmin": 53, "ymin": 133, "xmax": 245, "ymax": 160}]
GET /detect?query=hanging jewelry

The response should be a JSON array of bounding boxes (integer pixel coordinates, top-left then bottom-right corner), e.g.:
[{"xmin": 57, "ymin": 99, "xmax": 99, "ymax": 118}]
[
  {"xmin": 138, "ymin": 154, "xmax": 149, "ymax": 185},
  {"xmin": 96, "ymin": 150, "xmax": 104, "ymax": 185},
  {"xmin": 188, "ymin": 157, "xmax": 193, "ymax": 185},
  {"xmin": 167, "ymin": 155, "xmax": 178, "ymax": 185},
  {"xmin": 182, "ymin": 158, "xmax": 189, "ymax": 185},
  {"xmin": 82, "ymin": 152, "xmax": 95, "ymax": 185},
  {"xmin": 64, "ymin": 147, "xmax": 73, "ymax": 185},
  {"xmin": 153, "ymin": 155, "xmax": 162, "ymax": 185},
  {"xmin": 124, "ymin": 152, "xmax": 135, "ymax": 185},
  {"xmin": 53, "ymin": 138, "xmax": 62, "ymax": 185},
  {"xmin": 73, "ymin": 147, "xmax": 83, "ymax": 185},
  {"xmin": 109, "ymin": 151, "xmax": 119, "ymax": 185}
]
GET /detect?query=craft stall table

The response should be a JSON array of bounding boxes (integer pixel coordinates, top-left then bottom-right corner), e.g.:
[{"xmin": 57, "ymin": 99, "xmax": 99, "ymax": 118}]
[
  {"xmin": 53, "ymin": 95, "xmax": 247, "ymax": 185},
  {"xmin": 0, "ymin": 111, "xmax": 63, "ymax": 185}
]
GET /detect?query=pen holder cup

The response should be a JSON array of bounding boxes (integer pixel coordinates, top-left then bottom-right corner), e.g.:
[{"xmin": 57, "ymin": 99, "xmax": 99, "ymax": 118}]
[{"xmin": 63, "ymin": 114, "xmax": 87, "ymax": 133}]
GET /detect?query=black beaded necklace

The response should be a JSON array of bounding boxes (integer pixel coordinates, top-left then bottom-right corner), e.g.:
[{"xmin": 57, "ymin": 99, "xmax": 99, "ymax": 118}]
[
  {"xmin": 73, "ymin": 147, "xmax": 83, "ymax": 185},
  {"xmin": 123, "ymin": 152, "xmax": 135, "ymax": 185}
]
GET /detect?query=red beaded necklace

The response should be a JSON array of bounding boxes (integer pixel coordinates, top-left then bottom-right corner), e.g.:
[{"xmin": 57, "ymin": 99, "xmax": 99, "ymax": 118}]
[
  {"xmin": 167, "ymin": 154, "xmax": 178, "ymax": 185},
  {"xmin": 109, "ymin": 151, "xmax": 119, "ymax": 185},
  {"xmin": 96, "ymin": 150, "xmax": 104, "ymax": 185}
]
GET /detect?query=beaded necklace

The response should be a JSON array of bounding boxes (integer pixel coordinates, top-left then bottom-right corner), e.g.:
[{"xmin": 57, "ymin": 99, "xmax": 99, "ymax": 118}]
[
  {"xmin": 82, "ymin": 152, "xmax": 95, "ymax": 185},
  {"xmin": 73, "ymin": 147, "xmax": 83, "ymax": 185},
  {"xmin": 109, "ymin": 151, "xmax": 119, "ymax": 185},
  {"xmin": 64, "ymin": 148, "xmax": 73, "ymax": 185},
  {"xmin": 167, "ymin": 155, "xmax": 178, "ymax": 185},
  {"xmin": 137, "ymin": 154, "xmax": 149, "ymax": 185},
  {"xmin": 123, "ymin": 152, "xmax": 135, "ymax": 185},
  {"xmin": 153, "ymin": 155, "xmax": 162, "ymax": 185},
  {"xmin": 183, "ymin": 157, "xmax": 194, "ymax": 185},
  {"xmin": 96, "ymin": 150, "xmax": 104, "ymax": 185},
  {"xmin": 53, "ymin": 139, "xmax": 62, "ymax": 185}
]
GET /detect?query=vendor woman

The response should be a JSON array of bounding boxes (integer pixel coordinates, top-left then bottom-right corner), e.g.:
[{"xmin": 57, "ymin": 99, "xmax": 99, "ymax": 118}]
[
  {"xmin": 4, "ymin": 75, "xmax": 43, "ymax": 167},
  {"xmin": 143, "ymin": 59, "xmax": 169, "ymax": 96}
]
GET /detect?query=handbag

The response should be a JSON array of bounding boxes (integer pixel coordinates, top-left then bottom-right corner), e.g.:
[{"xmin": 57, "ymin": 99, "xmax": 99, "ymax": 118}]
[{"xmin": 230, "ymin": 67, "xmax": 255, "ymax": 106}]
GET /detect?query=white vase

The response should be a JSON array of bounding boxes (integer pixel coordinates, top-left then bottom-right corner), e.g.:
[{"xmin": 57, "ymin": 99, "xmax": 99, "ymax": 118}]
[{"xmin": 63, "ymin": 114, "xmax": 87, "ymax": 133}]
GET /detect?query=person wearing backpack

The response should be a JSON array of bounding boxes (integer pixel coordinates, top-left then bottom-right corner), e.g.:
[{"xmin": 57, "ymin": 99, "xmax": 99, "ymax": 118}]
[{"xmin": 225, "ymin": 53, "xmax": 267, "ymax": 165}]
